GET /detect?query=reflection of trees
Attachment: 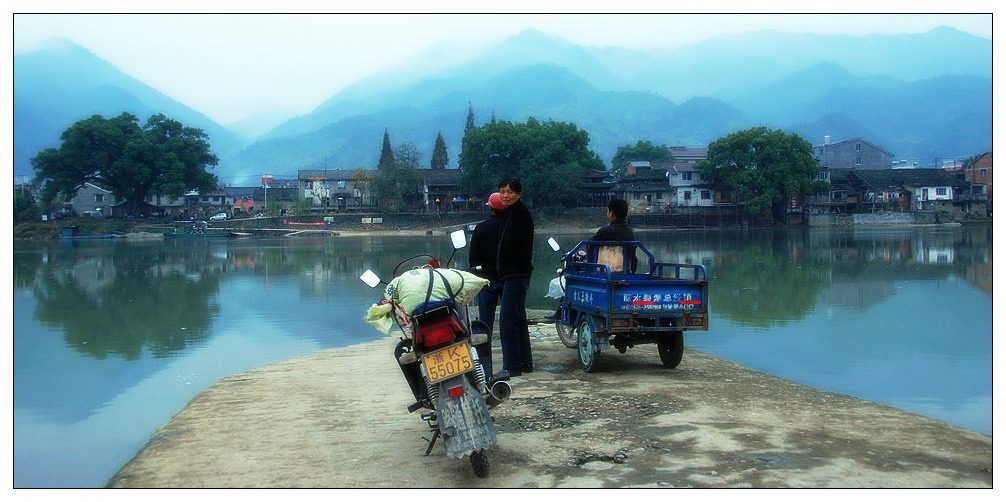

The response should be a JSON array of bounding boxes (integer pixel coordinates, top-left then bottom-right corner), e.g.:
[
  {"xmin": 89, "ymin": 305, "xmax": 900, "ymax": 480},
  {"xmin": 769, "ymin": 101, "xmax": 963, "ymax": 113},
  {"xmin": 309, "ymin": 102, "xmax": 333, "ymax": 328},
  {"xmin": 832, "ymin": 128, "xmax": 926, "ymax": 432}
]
[
  {"xmin": 14, "ymin": 250, "xmax": 42, "ymax": 289},
  {"xmin": 32, "ymin": 254, "xmax": 221, "ymax": 360},
  {"xmin": 709, "ymin": 238, "xmax": 831, "ymax": 328}
]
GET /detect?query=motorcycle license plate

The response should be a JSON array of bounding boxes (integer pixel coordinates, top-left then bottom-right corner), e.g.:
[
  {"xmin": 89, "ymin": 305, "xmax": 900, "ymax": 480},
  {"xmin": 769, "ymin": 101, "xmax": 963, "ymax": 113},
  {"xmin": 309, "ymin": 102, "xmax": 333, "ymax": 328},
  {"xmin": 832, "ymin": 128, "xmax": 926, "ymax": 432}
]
[{"xmin": 423, "ymin": 342, "xmax": 474, "ymax": 384}]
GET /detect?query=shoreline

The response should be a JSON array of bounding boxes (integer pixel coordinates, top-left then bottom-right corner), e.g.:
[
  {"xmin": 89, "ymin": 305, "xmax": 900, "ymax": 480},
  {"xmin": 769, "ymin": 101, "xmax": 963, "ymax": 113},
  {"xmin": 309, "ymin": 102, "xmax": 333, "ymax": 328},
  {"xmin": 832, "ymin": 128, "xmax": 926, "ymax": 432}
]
[
  {"xmin": 108, "ymin": 321, "xmax": 991, "ymax": 488},
  {"xmin": 14, "ymin": 212, "xmax": 990, "ymax": 241}
]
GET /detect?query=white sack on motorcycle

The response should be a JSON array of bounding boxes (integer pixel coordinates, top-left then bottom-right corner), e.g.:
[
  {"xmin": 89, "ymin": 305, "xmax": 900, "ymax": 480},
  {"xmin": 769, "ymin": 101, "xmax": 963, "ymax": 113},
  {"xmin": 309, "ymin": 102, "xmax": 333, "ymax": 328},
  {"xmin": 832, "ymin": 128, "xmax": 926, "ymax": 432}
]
[{"xmin": 364, "ymin": 268, "xmax": 488, "ymax": 334}]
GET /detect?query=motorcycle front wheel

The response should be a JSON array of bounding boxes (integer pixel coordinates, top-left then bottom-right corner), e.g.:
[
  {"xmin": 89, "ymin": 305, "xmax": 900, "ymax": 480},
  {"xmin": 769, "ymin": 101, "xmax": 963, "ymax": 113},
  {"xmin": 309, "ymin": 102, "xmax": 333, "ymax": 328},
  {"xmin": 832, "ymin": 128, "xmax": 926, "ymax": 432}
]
[
  {"xmin": 470, "ymin": 448, "xmax": 490, "ymax": 478},
  {"xmin": 556, "ymin": 321, "xmax": 577, "ymax": 349}
]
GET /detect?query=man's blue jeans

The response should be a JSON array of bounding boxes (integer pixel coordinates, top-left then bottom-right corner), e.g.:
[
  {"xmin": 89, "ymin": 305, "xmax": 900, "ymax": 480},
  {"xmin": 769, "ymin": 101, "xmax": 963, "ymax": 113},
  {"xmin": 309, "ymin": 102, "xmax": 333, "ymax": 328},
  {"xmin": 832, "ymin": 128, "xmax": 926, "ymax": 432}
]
[
  {"xmin": 474, "ymin": 281, "xmax": 502, "ymax": 376},
  {"xmin": 499, "ymin": 276, "xmax": 532, "ymax": 372}
]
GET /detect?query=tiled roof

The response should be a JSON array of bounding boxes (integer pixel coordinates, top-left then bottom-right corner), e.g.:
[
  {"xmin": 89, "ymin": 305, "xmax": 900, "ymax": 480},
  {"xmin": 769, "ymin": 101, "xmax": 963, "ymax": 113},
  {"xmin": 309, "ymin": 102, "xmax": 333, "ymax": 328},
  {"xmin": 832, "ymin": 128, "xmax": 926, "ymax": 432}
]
[
  {"xmin": 814, "ymin": 137, "xmax": 894, "ymax": 157},
  {"xmin": 616, "ymin": 168, "xmax": 668, "ymax": 190},
  {"xmin": 621, "ymin": 168, "xmax": 668, "ymax": 181},
  {"xmin": 851, "ymin": 168, "xmax": 969, "ymax": 189},
  {"xmin": 666, "ymin": 162, "xmax": 701, "ymax": 174},
  {"xmin": 298, "ymin": 169, "xmax": 359, "ymax": 180},
  {"xmin": 667, "ymin": 146, "xmax": 708, "ymax": 158},
  {"xmin": 224, "ymin": 187, "xmax": 257, "ymax": 198},
  {"xmin": 421, "ymin": 169, "xmax": 463, "ymax": 183}
]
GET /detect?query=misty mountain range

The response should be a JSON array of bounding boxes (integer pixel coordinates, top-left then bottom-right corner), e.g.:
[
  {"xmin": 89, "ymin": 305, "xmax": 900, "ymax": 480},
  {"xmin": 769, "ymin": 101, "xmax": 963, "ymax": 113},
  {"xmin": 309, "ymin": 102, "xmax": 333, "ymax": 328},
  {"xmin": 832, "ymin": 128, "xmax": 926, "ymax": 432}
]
[{"xmin": 13, "ymin": 26, "xmax": 991, "ymax": 185}]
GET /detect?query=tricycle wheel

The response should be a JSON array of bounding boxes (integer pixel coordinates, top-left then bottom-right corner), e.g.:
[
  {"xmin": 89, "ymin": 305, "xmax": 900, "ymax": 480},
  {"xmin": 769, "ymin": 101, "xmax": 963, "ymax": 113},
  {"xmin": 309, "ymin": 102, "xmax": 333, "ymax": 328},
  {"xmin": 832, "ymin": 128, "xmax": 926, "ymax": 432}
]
[
  {"xmin": 576, "ymin": 318, "xmax": 601, "ymax": 372},
  {"xmin": 556, "ymin": 321, "xmax": 577, "ymax": 349},
  {"xmin": 470, "ymin": 449, "xmax": 490, "ymax": 478},
  {"xmin": 657, "ymin": 331, "xmax": 684, "ymax": 368}
]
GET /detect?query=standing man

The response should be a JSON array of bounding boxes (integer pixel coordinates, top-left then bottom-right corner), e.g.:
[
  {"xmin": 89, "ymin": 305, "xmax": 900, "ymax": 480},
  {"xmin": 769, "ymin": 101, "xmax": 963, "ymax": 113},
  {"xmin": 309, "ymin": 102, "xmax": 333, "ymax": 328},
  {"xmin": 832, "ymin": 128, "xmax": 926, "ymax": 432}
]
[
  {"xmin": 591, "ymin": 198, "xmax": 638, "ymax": 273},
  {"xmin": 494, "ymin": 176, "xmax": 535, "ymax": 379},
  {"xmin": 468, "ymin": 192, "xmax": 505, "ymax": 376}
]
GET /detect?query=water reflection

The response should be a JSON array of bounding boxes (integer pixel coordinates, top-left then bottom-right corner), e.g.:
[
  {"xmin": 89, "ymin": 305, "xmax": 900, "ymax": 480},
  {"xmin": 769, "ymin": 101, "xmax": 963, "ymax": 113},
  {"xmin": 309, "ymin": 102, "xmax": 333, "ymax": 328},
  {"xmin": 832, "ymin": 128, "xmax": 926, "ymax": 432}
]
[
  {"xmin": 630, "ymin": 225, "xmax": 992, "ymax": 327},
  {"xmin": 12, "ymin": 225, "xmax": 992, "ymax": 486},
  {"xmin": 32, "ymin": 256, "xmax": 221, "ymax": 360}
]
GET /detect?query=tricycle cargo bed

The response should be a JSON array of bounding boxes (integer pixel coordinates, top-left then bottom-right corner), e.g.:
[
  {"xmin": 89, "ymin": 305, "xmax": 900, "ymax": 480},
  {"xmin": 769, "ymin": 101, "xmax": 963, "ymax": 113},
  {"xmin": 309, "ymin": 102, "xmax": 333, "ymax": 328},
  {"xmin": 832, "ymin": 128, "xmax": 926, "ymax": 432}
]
[{"xmin": 560, "ymin": 240, "xmax": 709, "ymax": 332}]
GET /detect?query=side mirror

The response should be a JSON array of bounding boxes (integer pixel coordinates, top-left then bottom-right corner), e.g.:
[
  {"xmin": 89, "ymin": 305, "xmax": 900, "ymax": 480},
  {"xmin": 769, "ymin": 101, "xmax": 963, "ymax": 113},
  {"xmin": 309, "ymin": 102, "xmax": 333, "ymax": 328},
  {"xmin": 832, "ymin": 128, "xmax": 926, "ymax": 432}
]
[
  {"xmin": 450, "ymin": 229, "xmax": 467, "ymax": 250},
  {"xmin": 547, "ymin": 237, "xmax": 561, "ymax": 252},
  {"xmin": 359, "ymin": 269, "xmax": 382, "ymax": 288}
]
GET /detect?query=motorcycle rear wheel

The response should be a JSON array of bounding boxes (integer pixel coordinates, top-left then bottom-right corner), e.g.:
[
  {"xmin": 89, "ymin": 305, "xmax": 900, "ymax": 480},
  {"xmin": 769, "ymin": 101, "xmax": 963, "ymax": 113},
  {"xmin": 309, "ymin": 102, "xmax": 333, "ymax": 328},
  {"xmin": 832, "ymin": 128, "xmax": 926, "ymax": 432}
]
[{"xmin": 470, "ymin": 448, "xmax": 490, "ymax": 478}]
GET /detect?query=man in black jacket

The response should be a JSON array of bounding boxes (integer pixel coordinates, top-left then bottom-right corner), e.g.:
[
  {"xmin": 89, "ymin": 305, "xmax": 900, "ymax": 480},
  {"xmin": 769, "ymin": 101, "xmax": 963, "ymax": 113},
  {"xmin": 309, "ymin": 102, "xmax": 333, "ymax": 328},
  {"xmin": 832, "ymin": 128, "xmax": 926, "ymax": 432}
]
[
  {"xmin": 494, "ymin": 177, "xmax": 534, "ymax": 378},
  {"xmin": 591, "ymin": 198, "xmax": 638, "ymax": 273},
  {"xmin": 468, "ymin": 192, "xmax": 505, "ymax": 376}
]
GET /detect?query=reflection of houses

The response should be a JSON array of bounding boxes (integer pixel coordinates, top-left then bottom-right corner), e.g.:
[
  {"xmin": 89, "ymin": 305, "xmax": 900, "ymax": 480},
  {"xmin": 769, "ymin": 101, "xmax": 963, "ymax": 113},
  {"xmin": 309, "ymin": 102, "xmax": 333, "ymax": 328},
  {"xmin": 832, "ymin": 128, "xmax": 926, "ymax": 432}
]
[
  {"xmin": 69, "ymin": 258, "xmax": 116, "ymax": 294},
  {"xmin": 915, "ymin": 245, "xmax": 955, "ymax": 264},
  {"xmin": 814, "ymin": 136, "xmax": 894, "ymax": 170}
]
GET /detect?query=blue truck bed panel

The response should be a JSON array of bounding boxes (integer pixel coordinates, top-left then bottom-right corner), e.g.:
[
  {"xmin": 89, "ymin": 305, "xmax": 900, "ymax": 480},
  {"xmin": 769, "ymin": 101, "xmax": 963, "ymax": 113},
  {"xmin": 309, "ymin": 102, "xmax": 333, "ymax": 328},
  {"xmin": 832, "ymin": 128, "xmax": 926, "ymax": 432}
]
[{"xmin": 560, "ymin": 240, "xmax": 709, "ymax": 331}]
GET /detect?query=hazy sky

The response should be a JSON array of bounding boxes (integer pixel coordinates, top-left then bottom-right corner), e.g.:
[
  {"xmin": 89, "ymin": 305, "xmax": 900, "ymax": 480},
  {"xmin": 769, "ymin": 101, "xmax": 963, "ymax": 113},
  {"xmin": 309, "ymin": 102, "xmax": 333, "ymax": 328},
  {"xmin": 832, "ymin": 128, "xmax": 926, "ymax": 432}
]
[{"xmin": 9, "ymin": 5, "xmax": 994, "ymax": 126}]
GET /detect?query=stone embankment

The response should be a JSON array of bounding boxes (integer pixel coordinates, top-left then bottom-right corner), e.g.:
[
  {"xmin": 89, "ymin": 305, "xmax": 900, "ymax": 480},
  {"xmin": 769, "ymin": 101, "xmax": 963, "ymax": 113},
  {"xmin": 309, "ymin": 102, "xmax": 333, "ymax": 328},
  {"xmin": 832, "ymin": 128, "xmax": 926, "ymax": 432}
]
[{"xmin": 108, "ymin": 320, "xmax": 991, "ymax": 488}]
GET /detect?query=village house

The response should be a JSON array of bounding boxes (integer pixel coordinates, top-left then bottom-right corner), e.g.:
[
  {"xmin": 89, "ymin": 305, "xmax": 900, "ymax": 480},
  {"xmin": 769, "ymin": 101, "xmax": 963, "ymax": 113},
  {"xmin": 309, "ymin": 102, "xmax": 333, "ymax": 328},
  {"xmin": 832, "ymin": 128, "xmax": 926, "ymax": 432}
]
[
  {"xmin": 421, "ymin": 169, "xmax": 466, "ymax": 212},
  {"xmin": 190, "ymin": 190, "xmax": 235, "ymax": 213},
  {"xmin": 823, "ymin": 168, "xmax": 971, "ymax": 213},
  {"xmin": 580, "ymin": 169, "xmax": 616, "ymax": 207},
  {"xmin": 814, "ymin": 136, "xmax": 894, "ymax": 170},
  {"xmin": 298, "ymin": 170, "xmax": 362, "ymax": 210},
  {"xmin": 223, "ymin": 187, "xmax": 257, "ymax": 216},
  {"xmin": 143, "ymin": 192, "xmax": 189, "ymax": 218},
  {"xmin": 666, "ymin": 146, "xmax": 708, "ymax": 164},
  {"xmin": 615, "ymin": 162, "xmax": 670, "ymax": 212},
  {"xmin": 69, "ymin": 182, "xmax": 119, "ymax": 217},
  {"xmin": 663, "ymin": 162, "xmax": 714, "ymax": 207},
  {"xmin": 961, "ymin": 152, "xmax": 992, "ymax": 202}
]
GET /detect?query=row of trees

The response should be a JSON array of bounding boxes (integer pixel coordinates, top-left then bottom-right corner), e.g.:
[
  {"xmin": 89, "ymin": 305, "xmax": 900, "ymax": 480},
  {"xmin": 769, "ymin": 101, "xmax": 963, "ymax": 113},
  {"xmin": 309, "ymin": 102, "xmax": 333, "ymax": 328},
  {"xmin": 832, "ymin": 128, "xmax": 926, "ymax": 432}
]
[{"xmin": 25, "ymin": 107, "xmax": 828, "ymax": 223}]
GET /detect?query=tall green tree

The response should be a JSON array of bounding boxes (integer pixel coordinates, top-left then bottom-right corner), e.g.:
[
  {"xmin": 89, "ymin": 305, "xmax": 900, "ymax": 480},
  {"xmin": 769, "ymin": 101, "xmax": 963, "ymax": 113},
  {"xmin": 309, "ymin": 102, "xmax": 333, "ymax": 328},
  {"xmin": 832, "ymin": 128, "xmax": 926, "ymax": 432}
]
[
  {"xmin": 31, "ymin": 113, "xmax": 218, "ymax": 214},
  {"xmin": 696, "ymin": 127, "xmax": 827, "ymax": 222},
  {"xmin": 464, "ymin": 103, "xmax": 476, "ymax": 134},
  {"xmin": 611, "ymin": 140, "xmax": 676, "ymax": 174},
  {"xmin": 14, "ymin": 190, "xmax": 39, "ymax": 222},
  {"xmin": 458, "ymin": 117, "xmax": 605, "ymax": 206},
  {"xmin": 431, "ymin": 131, "xmax": 449, "ymax": 170},
  {"xmin": 372, "ymin": 133, "xmax": 423, "ymax": 211},
  {"xmin": 378, "ymin": 128, "xmax": 395, "ymax": 170}
]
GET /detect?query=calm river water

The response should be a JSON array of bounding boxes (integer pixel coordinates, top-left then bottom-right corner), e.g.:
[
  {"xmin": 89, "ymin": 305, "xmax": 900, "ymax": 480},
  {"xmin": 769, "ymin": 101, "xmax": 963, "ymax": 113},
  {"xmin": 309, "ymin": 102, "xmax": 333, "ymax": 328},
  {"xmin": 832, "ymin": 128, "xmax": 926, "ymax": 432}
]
[{"xmin": 13, "ymin": 225, "xmax": 992, "ymax": 487}]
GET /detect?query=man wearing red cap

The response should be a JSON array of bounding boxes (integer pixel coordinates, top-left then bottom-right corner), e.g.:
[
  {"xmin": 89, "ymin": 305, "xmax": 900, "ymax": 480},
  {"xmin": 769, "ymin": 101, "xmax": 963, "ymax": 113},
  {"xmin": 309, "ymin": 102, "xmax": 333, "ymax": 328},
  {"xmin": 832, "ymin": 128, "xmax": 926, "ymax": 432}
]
[{"xmin": 468, "ymin": 192, "xmax": 506, "ymax": 376}]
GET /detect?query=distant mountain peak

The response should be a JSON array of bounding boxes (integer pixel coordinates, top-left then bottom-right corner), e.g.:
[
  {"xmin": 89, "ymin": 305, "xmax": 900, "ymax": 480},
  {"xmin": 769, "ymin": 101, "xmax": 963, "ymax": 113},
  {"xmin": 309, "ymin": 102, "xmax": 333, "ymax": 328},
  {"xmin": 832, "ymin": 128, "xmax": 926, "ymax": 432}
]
[
  {"xmin": 495, "ymin": 27, "xmax": 573, "ymax": 53},
  {"xmin": 18, "ymin": 37, "xmax": 96, "ymax": 58}
]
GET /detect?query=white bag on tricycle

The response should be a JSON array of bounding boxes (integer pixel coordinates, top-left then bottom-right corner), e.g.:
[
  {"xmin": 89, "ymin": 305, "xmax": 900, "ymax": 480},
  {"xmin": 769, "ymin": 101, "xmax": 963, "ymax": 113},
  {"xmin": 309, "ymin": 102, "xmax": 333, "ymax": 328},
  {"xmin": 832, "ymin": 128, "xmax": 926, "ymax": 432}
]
[{"xmin": 545, "ymin": 276, "xmax": 565, "ymax": 299}]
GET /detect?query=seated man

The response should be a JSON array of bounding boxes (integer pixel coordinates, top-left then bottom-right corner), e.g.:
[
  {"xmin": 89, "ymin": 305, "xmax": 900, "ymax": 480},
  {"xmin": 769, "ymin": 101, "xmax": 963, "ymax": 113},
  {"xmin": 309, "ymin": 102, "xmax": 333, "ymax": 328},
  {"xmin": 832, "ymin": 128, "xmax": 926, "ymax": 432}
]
[{"xmin": 590, "ymin": 198, "xmax": 638, "ymax": 273}]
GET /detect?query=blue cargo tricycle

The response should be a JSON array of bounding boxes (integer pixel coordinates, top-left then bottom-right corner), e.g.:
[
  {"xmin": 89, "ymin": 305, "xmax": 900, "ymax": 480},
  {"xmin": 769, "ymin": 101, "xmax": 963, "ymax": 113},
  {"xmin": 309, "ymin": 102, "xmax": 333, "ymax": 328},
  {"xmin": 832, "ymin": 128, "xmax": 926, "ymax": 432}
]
[{"xmin": 547, "ymin": 238, "xmax": 710, "ymax": 372}]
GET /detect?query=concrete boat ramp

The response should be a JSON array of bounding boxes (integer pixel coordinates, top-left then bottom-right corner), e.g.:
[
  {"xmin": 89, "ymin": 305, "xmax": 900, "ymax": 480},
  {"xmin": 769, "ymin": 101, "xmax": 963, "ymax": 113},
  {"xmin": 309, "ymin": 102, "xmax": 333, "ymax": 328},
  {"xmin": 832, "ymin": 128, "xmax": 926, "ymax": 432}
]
[{"xmin": 108, "ymin": 322, "xmax": 992, "ymax": 488}]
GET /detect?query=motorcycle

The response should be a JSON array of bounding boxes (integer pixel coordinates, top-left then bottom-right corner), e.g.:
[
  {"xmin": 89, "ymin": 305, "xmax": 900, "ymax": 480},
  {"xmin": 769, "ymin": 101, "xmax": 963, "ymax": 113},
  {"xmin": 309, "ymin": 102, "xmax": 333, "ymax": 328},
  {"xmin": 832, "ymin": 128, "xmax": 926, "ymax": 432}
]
[{"xmin": 359, "ymin": 229, "xmax": 511, "ymax": 478}]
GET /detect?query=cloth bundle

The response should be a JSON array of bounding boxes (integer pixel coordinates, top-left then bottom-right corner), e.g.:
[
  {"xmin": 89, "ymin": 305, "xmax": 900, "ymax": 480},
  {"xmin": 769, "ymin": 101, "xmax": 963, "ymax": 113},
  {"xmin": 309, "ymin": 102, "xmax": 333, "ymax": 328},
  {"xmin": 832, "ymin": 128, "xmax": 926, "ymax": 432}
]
[{"xmin": 365, "ymin": 267, "xmax": 488, "ymax": 335}]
